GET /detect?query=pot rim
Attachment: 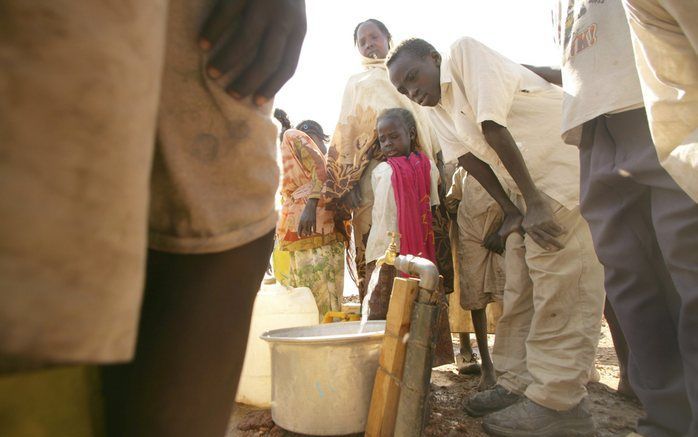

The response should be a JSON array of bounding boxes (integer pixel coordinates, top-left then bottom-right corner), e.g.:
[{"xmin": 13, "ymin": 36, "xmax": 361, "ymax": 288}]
[{"xmin": 260, "ymin": 321, "xmax": 385, "ymax": 345}]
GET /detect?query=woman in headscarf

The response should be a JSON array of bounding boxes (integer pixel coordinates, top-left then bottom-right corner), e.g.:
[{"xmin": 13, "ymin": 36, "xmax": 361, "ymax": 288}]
[
  {"xmin": 274, "ymin": 110, "xmax": 344, "ymax": 318},
  {"xmin": 324, "ymin": 19, "xmax": 451, "ymax": 303}
]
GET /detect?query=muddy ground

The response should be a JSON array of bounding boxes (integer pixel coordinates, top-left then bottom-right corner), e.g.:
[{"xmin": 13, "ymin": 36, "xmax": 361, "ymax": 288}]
[{"xmin": 227, "ymin": 319, "xmax": 642, "ymax": 436}]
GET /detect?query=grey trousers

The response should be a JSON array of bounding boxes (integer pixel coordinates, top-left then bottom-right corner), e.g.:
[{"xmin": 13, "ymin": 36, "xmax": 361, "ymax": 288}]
[{"xmin": 579, "ymin": 108, "xmax": 698, "ymax": 437}]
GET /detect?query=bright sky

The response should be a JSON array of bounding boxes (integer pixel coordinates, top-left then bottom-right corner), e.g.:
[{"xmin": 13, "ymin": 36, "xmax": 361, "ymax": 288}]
[{"xmin": 274, "ymin": 0, "xmax": 560, "ymax": 134}]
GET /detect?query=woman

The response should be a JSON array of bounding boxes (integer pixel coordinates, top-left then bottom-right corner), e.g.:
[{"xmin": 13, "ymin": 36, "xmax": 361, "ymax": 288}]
[
  {"xmin": 274, "ymin": 110, "xmax": 344, "ymax": 318},
  {"xmin": 324, "ymin": 19, "xmax": 448, "ymax": 302}
]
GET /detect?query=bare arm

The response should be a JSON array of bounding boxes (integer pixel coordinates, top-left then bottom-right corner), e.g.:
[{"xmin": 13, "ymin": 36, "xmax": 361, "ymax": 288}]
[
  {"xmin": 480, "ymin": 121, "xmax": 564, "ymax": 250},
  {"xmin": 522, "ymin": 64, "xmax": 562, "ymax": 86}
]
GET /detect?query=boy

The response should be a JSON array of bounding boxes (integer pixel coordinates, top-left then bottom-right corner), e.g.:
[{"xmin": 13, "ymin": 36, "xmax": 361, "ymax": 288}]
[
  {"xmin": 445, "ymin": 167, "xmax": 506, "ymax": 391},
  {"xmin": 387, "ymin": 37, "xmax": 605, "ymax": 437}
]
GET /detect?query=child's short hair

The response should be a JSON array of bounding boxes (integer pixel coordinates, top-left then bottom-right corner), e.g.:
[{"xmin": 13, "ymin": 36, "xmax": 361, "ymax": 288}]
[
  {"xmin": 377, "ymin": 108, "xmax": 419, "ymax": 151},
  {"xmin": 296, "ymin": 120, "xmax": 329, "ymax": 143},
  {"xmin": 386, "ymin": 38, "xmax": 437, "ymax": 68},
  {"xmin": 353, "ymin": 19, "xmax": 392, "ymax": 47}
]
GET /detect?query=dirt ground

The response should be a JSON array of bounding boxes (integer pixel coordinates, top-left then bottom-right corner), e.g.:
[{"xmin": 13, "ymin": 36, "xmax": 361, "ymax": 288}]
[{"xmin": 227, "ymin": 319, "xmax": 642, "ymax": 437}]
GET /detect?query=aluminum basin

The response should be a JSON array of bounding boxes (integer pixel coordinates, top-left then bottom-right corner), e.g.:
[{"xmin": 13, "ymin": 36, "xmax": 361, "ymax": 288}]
[{"xmin": 261, "ymin": 321, "xmax": 385, "ymax": 435}]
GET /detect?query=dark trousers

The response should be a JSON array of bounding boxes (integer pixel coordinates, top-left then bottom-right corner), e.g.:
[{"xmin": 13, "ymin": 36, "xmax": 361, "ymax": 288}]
[{"xmin": 579, "ymin": 108, "xmax": 698, "ymax": 437}]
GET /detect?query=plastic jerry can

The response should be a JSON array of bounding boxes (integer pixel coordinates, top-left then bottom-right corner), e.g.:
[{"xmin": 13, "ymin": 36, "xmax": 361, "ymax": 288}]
[{"xmin": 235, "ymin": 276, "xmax": 319, "ymax": 407}]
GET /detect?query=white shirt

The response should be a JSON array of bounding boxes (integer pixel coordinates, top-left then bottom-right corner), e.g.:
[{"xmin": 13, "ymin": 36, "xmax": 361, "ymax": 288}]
[
  {"xmin": 427, "ymin": 37, "xmax": 581, "ymax": 210},
  {"xmin": 555, "ymin": 0, "xmax": 644, "ymax": 145},
  {"xmin": 365, "ymin": 159, "xmax": 440, "ymax": 263}
]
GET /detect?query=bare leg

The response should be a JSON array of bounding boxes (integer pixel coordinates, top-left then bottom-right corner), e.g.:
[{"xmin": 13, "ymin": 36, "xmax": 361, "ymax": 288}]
[
  {"xmin": 101, "ymin": 231, "xmax": 274, "ymax": 437},
  {"xmin": 460, "ymin": 332, "xmax": 474, "ymax": 357},
  {"xmin": 472, "ymin": 308, "xmax": 496, "ymax": 391},
  {"xmin": 604, "ymin": 297, "xmax": 636, "ymax": 399}
]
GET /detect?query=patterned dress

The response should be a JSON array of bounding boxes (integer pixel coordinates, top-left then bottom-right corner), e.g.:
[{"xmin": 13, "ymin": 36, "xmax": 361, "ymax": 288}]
[{"xmin": 275, "ymin": 129, "xmax": 344, "ymax": 318}]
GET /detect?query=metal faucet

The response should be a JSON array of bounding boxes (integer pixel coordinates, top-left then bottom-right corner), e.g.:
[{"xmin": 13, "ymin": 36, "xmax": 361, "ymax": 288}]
[{"xmin": 376, "ymin": 231, "xmax": 400, "ymax": 267}]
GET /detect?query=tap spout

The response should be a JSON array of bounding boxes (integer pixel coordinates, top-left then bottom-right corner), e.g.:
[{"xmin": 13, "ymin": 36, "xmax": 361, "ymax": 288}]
[{"xmin": 393, "ymin": 254, "xmax": 439, "ymax": 292}]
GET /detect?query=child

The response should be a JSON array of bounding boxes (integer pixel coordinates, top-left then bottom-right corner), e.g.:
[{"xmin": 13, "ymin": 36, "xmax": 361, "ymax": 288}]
[
  {"xmin": 387, "ymin": 37, "xmax": 605, "ymax": 436},
  {"xmin": 273, "ymin": 111, "xmax": 345, "ymax": 319},
  {"xmin": 363, "ymin": 107, "xmax": 453, "ymax": 367},
  {"xmin": 445, "ymin": 167, "xmax": 506, "ymax": 391},
  {"xmin": 363, "ymin": 108, "xmax": 440, "ymax": 317}
]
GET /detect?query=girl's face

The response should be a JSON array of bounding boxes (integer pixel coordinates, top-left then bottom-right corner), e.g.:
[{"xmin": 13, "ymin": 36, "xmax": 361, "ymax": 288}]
[
  {"xmin": 356, "ymin": 22, "xmax": 389, "ymax": 60},
  {"xmin": 377, "ymin": 116, "xmax": 414, "ymax": 158}
]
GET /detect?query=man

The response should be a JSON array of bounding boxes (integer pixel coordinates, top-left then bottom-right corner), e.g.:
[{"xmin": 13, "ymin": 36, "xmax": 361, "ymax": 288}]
[
  {"xmin": 0, "ymin": 1, "xmax": 306, "ymax": 436},
  {"xmin": 535, "ymin": 1, "xmax": 698, "ymax": 435},
  {"xmin": 386, "ymin": 37, "xmax": 605, "ymax": 437}
]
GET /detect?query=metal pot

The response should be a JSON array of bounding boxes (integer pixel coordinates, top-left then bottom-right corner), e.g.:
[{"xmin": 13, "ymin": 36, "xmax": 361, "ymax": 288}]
[{"xmin": 261, "ymin": 321, "xmax": 385, "ymax": 435}]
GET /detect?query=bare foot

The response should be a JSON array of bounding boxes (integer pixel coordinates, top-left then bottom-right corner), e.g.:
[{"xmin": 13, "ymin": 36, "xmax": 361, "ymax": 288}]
[
  {"xmin": 457, "ymin": 353, "xmax": 481, "ymax": 375},
  {"xmin": 477, "ymin": 366, "xmax": 497, "ymax": 391}
]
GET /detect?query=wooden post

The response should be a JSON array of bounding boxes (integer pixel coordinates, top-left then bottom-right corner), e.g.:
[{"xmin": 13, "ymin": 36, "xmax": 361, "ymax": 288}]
[{"xmin": 365, "ymin": 277, "xmax": 419, "ymax": 437}]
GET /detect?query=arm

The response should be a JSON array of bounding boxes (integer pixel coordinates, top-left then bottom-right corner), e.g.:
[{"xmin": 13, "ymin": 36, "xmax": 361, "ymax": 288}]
[
  {"xmin": 522, "ymin": 64, "xmax": 562, "ymax": 86},
  {"xmin": 296, "ymin": 140, "xmax": 324, "ymax": 237},
  {"xmin": 435, "ymin": 150, "xmax": 448, "ymax": 200},
  {"xmin": 480, "ymin": 121, "xmax": 564, "ymax": 250},
  {"xmin": 444, "ymin": 170, "xmax": 463, "ymax": 217}
]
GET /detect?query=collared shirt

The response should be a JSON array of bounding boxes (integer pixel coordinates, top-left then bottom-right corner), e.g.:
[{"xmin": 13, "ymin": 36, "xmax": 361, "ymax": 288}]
[{"xmin": 427, "ymin": 37, "xmax": 581, "ymax": 210}]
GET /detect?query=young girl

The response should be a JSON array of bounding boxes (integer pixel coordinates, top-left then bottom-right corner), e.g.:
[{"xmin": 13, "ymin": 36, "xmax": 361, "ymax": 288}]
[
  {"xmin": 363, "ymin": 107, "xmax": 454, "ymax": 367},
  {"xmin": 363, "ymin": 107, "xmax": 440, "ymax": 315},
  {"xmin": 274, "ymin": 111, "xmax": 344, "ymax": 318}
]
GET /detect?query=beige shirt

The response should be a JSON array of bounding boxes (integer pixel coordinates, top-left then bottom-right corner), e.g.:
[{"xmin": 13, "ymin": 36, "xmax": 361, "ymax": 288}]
[
  {"xmin": 428, "ymin": 37, "xmax": 581, "ymax": 210},
  {"xmin": 365, "ymin": 160, "xmax": 440, "ymax": 263},
  {"xmin": 555, "ymin": 0, "xmax": 644, "ymax": 145},
  {"xmin": 623, "ymin": 0, "xmax": 698, "ymax": 203}
]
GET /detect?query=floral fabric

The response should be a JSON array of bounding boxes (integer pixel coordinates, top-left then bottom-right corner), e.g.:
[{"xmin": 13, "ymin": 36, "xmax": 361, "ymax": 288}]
[{"xmin": 277, "ymin": 129, "xmax": 340, "ymax": 251}]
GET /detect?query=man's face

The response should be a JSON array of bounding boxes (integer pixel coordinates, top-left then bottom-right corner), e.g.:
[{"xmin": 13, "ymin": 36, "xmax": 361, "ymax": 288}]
[{"xmin": 388, "ymin": 51, "xmax": 441, "ymax": 107}]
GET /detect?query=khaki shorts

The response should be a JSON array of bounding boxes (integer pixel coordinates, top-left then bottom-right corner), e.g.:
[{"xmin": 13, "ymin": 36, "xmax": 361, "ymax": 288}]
[{"xmin": 0, "ymin": 0, "xmax": 279, "ymax": 364}]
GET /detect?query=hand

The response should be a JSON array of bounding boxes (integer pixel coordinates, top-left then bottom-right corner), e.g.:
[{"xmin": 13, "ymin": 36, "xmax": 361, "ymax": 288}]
[
  {"xmin": 342, "ymin": 185, "xmax": 363, "ymax": 210},
  {"xmin": 483, "ymin": 227, "xmax": 506, "ymax": 255},
  {"xmin": 297, "ymin": 198, "xmax": 318, "ymax": 237},
  {"xmin": 199, "ymin": 0, "xmax": 307, "ymax": 106},
  {"xmin": 499, "ymin": 208, "xmax": 524, "ymax": 238},
  {"xmin": 522, "ymin": 197, "xmax": 565, "ymax": 251}
]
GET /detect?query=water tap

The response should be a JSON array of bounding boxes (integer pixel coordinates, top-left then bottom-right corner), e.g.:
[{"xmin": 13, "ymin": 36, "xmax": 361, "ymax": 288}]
[{"xmin": 376, "ymin": 231, "xmax": 400, "ymax": 267}]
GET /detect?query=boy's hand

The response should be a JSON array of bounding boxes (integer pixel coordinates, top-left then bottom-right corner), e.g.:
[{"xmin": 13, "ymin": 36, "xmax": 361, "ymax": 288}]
[
  {"xmin": 298, "ymin": 199, "xmax": 318, "ymax": 237},
  {"xmin": 522, "ymin": 198, "xmax": 565, "ymax": 251},
  {"xmin": 483, "ymin": 229, "xmax": 505, "ymax": 255},
  {"xmin": 199, "ymin": 0, "xmax": 307, "ymax": 106}
]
